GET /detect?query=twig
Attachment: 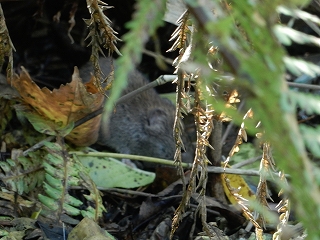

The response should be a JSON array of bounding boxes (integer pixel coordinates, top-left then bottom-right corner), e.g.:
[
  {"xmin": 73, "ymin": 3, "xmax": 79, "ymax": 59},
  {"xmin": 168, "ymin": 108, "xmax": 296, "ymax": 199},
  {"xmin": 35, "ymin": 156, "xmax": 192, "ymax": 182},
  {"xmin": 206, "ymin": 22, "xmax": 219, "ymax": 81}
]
[
  {"xmin": 142, "ymin": 48, "xmax": 174, "ymax": 65},
  {"xmin": 207, "ymin": 166, "xmax": 285, "ymax": 177},
  {"xmin": 71, "ymin": 151, "xmax": 287, "ymax": 177},
  {"xmin": 105, "ymin": 188, "xmax": 184, "ymax": 201},
  {"xmin": 287, "ymin": 81, "xmax": 320, "ymax": 91},
  {"xmin": 231, "ymin": 155, "xmax": 262, "ymax": 169},
  {"xmin": 70, "ymin": 151, "xmax": 191, "ymax": 167},
  {"xmin": 114, "ymin": 74, "xmax": 176, "ymax": 105},
  {"xmin": 102, "ymin": 188, "xmax": 157, "ymax": 197},
  {"xmin": 23, "ymin": 136, "xmax": 55, "ymax": 156}
]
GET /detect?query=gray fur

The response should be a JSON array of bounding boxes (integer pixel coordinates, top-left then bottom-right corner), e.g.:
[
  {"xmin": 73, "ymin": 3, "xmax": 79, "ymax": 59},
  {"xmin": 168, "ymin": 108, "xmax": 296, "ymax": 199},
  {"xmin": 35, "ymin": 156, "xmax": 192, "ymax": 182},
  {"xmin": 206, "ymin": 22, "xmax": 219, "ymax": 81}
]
[{"xmin": 80, "ymin": 58, "xmax": 194, "ymax": 166}]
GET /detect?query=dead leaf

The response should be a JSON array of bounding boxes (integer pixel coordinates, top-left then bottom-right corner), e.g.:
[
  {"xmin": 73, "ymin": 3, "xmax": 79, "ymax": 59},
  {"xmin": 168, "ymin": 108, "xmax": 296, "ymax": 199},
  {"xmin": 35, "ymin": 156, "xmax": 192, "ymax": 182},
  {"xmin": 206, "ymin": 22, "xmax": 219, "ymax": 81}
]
[
  {"xmin": 85, "ymin": 75, "xmax": 101, "ymax": 94},
  {"xmin": 11, "ymin": 67, "xmax": 104, "ymax": 146},
  {"xmin": 68, "ymin": 217, "xmax": 114, "ymax": 239}
]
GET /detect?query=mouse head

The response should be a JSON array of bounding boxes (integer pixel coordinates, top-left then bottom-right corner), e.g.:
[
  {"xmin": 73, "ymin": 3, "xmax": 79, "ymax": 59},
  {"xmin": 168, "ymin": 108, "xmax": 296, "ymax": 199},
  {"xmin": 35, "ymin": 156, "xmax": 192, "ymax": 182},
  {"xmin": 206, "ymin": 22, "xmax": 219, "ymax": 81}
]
[
  {"xmin": 135, "ymin": 107, "xmax": 175, "ymax": 160},
  {"xmin": 141, "ymin": 106, "xmax": 194, "ymax": 165}
]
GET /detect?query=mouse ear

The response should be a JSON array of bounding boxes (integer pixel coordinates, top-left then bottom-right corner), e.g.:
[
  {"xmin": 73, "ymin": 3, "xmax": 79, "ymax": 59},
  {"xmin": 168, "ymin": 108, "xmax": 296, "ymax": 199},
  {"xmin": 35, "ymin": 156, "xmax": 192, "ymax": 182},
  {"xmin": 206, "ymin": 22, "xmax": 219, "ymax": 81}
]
[{"xmin": 145, "ymin": 109, "xmax": 169, "ymax": 134}]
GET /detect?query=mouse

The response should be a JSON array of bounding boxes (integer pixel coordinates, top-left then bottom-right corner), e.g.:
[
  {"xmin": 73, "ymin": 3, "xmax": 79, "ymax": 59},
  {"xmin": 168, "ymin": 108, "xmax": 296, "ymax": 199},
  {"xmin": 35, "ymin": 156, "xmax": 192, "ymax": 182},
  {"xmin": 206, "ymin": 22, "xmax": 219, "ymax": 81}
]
[{"xmin": 79, "ymin": 57, "xmax": 194, "ymax": 168}]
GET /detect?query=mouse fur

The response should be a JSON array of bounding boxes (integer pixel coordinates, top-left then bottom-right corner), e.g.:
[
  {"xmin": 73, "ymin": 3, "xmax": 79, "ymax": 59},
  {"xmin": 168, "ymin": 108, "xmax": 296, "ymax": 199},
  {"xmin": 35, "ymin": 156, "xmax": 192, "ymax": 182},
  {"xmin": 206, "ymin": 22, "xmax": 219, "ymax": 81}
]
[{"xmin": 80, "ymin": 57, "xmax": 194, "ymax": 166}]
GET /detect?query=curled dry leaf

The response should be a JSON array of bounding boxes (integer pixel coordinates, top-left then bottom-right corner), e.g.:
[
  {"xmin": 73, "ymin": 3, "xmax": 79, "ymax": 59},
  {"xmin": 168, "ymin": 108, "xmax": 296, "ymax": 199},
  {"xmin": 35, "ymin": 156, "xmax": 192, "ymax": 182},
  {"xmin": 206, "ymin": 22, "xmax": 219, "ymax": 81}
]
[{"xmin": 11, "ymin": 67, "xmax": 104, "ymax": 146}]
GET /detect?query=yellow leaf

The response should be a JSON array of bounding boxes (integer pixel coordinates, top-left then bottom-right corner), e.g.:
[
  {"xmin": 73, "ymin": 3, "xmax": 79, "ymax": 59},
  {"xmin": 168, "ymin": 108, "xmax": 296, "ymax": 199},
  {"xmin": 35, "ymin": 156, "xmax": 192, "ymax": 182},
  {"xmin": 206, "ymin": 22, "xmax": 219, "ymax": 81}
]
[{"xmin": 221, "ymin": 165, "xmax": 256, "ymax": 205}]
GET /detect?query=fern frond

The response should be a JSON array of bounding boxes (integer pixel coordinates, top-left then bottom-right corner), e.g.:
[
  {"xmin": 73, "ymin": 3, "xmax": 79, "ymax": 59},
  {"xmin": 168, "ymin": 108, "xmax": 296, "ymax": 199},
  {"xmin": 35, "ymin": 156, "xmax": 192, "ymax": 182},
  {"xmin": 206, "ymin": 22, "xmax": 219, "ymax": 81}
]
[
  {"xmin": 192, "ymin": 78, "xmax": 215, "ymax": 236},
  {"xmin": 284, "ymin": 56, "xmax": 320, "ymax": 77},
  {"xmin": 168, "ymin": 3, "xmax": 195, "ymax": 237},
  {"xmin": 172, "ymin": 74, "xmax": 215, "ymax": 237},
  {"xmin": 173, "ymin": 71, "xmax": 190, "ymax": 179},
  {"xmin": 77, "ymin": 170, "xmax": 106, "ymax": 220},
  {"xmin": 165, "ymin": 1, "xmax": 193, "ymax": 194},
  {"xmin": 300, "ymin": 124, "xmax": 320, "ymax": 158},
  {"xmin": 39, "ymin": 141, "xmax": 81, "ymax": 218},
  {"xmin": 85, "ymin": 0, "xmax": 121, "ymax": 56},
  {"xmin": 221, "ymin": 110, "xmax": 254, "ymax": 220},
  {"xmin": 39, "ymin": 140, "xmax": 105, "ymax": 222},
  {"xmin": 277, "ymin": 6, "xmax": 320, "ymax": 26},
  {"xmin": 0, "ymin": 150, "xmax": 44, "ymax": 195},
  {"xmin": 85, "ymin": 0, "xmax": 121, "ymax": 94},
  {"xmin": 273, "ymin": 172, "xmax": 291, "ymax": 240},
  {"xmin": 274, "ymin": 25, "xmax": 320, "ymax": 46},
  {"xmin": 167, "ymin": 10, "xmax": 190, "ymax": 53},
  {"xmin": 170, "ymin": 13, "xmax": 193, "ymax": 192},
  {"xmin": 255, "ymin": 142, "xmax": 276, "ymax": 229},
  {"xmin": 287, "ymin": 90, "xmax": 320, "ymax": 115}
]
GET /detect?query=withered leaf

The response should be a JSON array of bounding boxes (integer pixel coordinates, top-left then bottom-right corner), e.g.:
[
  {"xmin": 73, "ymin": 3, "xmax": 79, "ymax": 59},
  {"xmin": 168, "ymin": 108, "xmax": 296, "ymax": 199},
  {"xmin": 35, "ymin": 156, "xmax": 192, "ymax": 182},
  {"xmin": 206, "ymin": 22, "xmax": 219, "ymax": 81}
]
[{"xmin": 11, "ymin": 67, "xmax": 104, "ymax": 146}]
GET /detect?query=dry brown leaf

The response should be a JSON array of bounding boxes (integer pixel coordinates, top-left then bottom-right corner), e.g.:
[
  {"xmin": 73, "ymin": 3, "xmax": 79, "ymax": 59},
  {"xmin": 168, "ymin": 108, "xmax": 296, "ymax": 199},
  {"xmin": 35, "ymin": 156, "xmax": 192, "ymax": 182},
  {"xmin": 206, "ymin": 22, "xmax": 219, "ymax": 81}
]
[
  {"xmin": 11, "ymin": 67, "xmax": 104, "ymax": 146},
  {"xmin": 85, "ymin": 75, "xmax": 100, "ymax": 94}
]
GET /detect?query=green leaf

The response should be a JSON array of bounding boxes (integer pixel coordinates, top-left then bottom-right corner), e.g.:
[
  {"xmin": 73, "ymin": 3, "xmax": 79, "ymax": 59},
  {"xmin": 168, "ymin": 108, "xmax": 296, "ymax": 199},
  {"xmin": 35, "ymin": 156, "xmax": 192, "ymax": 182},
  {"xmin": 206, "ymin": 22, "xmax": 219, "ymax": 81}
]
[
  {"xmin": 277, "ymin": 6, "xmax": 320, "ymax": 25},
  {"xmin": 63, "ymin": 203, "xmax": 81, "ymax": 216},
  {"xmin": 64, "ymin": 194, "xmax": 83, "ymax": 207},
  {"xmin": 230, "ymin": 143, "xmax": 261, "ymax": 167},
  {"xmin": 42, "ymin": 161, "xmax": 64, "ymax": 178},
  {"xmin": 38, "ymin": 194, "xmax": 59, "ymax": 211},
  {"xmin": 284, "ymin": 56, "xmax": 320, "ymax": 77},
  {"xmin": 79, "ymin": 155, "xmax": 155, "ymax": 189},
  {"xmin": 15, "ymin": 105, "xmax": 74, "ymax": 136},
  {"xmin": 0, "ymin": 151, "xmax": 45, "ymax": 195},
  {"xmin": 43, "ymin": 182, "xmax": 61, "ymax": 200},
  {"xmin": 288, "ymin": 90, "xmax": 320, "ymax": 115},
  {"xmin": 274, "ymin": 25, "xmax": 320, "ymax": 46},
  {"xmin": 300, "ymin": 124, "xmax": 320, "ymax": 158},
  {"xmin": 38, "ymin": 140, "xmax": 105, "ymax": 221},
  {"xmin": 44, "ymin": 173, "xmax": 63, "ymax": 189}
]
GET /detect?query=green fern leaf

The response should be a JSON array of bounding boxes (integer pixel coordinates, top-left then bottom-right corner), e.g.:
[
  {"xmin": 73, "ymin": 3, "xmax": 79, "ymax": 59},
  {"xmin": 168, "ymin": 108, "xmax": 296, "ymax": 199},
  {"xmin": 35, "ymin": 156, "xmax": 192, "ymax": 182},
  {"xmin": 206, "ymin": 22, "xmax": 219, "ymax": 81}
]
[
  {"xmin": 300, "ymin": 124, "xmax": 320, "ymax": 158},
  {"xmin": 14, "ymin": 104, "xmax": 75, "ymax": 137},
  {"xmin": 0, "ymin": 150, "xmax": 44, "ymax": 195},
  {"xmin": 39, "ymin": 141, "xmax": 105, "ymax": 221},
  {"xmin": 38, "ymin": 194, "xmax": 59, "ymax": 211},
  {"xmin": 43, "ymin": 181, "xmax": 61, "ymax": 200},
  {"xmin": 277, "ymin": 6, "xmax": 320, "ymax": 25},
  {"xmin": 288, "ymin": 90, "xmax": 320, "ymax": 115},
  {"xmin": 284, "ymin": 56, "xmax": 320, "ymax": 77},
  {"xmin": 81, "ymin": 206, "xmax": 97, "ymax": 219},
  {"xmin": 63, "ymin": 203, "xmax": 82, "ymax": 216},
  {"xmin": 274, "ymin": 25, "xmax": 320, "ymax": 46},
  {"xmin": 44, "ymin": 173, "xmax": 63, "ymax": 189}
]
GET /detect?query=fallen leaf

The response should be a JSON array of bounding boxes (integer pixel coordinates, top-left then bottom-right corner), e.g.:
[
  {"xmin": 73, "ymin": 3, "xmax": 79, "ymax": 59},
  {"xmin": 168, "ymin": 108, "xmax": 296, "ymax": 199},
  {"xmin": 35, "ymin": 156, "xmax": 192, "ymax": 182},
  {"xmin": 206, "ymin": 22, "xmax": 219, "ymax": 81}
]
[
  {"xmin": 221, "ymin": 166, "xmax": 256, "ymax": 205},
  {"xmin": 77, "ymin": 152, "xmax": 155, "ymax": 189},
  {"xmin": 68, "ymin": 217, "xmax": 115, "ymax": 240},
  {"xmin": 11, "ymin": 67, "xmax": 104, "ymax": 146}
]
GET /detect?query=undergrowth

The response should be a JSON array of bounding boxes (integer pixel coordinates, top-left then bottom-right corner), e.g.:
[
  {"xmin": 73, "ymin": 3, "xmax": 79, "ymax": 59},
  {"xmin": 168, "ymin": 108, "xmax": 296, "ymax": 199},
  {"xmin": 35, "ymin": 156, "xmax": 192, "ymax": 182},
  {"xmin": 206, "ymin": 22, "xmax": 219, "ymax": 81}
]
[{"xmin": 1, "ymin": 0, "xmax": 320, "ymax": 239}]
